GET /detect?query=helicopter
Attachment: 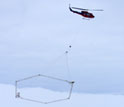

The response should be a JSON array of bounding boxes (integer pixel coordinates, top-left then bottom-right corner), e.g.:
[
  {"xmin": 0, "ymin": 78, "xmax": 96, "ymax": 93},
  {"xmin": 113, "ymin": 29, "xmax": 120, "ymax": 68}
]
[{"xmin": 69, "ymin": 4, "xmax": 103, "ymax": 19}]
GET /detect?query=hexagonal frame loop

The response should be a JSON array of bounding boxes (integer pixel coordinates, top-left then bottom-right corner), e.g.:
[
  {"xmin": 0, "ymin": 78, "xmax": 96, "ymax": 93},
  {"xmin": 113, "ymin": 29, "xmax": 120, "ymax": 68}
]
[{"xmin": 15, "ymin": 74, "xmax": 74, "ymax": 104}]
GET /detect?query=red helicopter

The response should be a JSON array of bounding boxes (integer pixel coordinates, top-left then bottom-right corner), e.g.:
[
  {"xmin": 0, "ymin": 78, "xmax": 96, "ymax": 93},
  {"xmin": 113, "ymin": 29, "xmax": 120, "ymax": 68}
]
[{"xmin": 69, "ymin": 4, "xmax": 103, "ymax": 19}]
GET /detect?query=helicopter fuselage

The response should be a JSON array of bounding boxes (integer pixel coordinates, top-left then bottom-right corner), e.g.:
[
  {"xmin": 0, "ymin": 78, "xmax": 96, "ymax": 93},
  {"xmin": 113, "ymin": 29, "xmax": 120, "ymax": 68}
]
[
  {"xmin": 81, "ymin": 11, "xmax": 94, "ymax": 18},
  {"xmin": 69, "ymin": 7, "xmax": 95, "ymax": 18}
]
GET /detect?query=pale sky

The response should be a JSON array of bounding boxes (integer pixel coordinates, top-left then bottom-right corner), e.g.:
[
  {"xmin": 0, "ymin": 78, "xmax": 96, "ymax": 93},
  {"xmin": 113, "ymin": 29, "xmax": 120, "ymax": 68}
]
[{"xmin": 0, "ymin": 0, "xmax": 124, "ymax": 94}]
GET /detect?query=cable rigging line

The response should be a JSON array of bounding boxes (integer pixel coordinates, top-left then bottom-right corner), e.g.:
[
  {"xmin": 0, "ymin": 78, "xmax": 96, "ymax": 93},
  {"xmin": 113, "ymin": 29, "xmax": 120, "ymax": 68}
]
[
  {"xmin": 65, "ymin": 45, "xmax": 72, "ymax": 81},
  {"xmin": 15, "ymin": 44, "xmax": 75, "ymax": 104}
]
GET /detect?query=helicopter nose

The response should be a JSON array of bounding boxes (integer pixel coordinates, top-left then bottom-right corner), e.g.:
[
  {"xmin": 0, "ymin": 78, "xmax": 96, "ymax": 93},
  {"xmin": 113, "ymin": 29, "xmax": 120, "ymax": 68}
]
[
  {"xmin": 91, "ymin": 15, "xmax": 95, "ymax": 18},
  {"xmin": 89, "ymin": 13, "xmax": 95, "ymax": 18},
  {"xmin": 91, "ymin": 14, "xmax": 95, "ymax": 18}
]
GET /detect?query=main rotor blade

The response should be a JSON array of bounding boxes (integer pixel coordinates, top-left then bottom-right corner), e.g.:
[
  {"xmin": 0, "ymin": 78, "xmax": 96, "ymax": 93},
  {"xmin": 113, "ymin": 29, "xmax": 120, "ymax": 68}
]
[
  {"xmin": 72, "ymin": 7, "xmax": 88, "ymax": 11},
  {"xmin": 72, "ymin": 7, "xmax": 103, "ymax": 11},
  {"xmin": 88, "ymin": 9, "xmax": 104, "ymax": 11}
]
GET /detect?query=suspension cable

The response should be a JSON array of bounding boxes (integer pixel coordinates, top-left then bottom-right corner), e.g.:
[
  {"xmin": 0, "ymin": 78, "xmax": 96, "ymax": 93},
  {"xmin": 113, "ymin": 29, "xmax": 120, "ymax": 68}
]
[
  {"xmin": 15, "ymin": 44, "xmax": 75, "ymax": 104},
  {"xmin": 65, "ymin": 45, "xmax": 72, "ymax": 80}
]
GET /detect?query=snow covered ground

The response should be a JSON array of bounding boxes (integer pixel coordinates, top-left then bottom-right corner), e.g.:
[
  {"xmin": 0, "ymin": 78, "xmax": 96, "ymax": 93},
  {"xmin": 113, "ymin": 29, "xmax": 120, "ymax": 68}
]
[{"xmin": 0, "ymin": 84, "xmax": 124, "ymax": 107}]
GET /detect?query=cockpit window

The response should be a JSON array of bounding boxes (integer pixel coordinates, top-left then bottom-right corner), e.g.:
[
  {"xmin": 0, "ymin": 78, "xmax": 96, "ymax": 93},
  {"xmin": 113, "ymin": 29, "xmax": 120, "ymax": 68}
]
[{"xmin": 86, "ymin": 13, "xmax": 90, "ymax": 16}]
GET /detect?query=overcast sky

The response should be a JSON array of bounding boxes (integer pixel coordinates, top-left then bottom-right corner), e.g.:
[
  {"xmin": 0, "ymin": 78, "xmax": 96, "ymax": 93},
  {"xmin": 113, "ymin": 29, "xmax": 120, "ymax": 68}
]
[{"xmin": 0, "ymin": 0, "xmax": 124, "ymax": 94}]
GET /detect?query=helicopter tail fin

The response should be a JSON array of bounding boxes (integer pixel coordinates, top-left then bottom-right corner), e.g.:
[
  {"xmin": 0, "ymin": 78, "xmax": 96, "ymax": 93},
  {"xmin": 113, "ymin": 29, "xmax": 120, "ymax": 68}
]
[{"xmin": 69, "ymin": 4, "xmax": 73, "ymax": 12}]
